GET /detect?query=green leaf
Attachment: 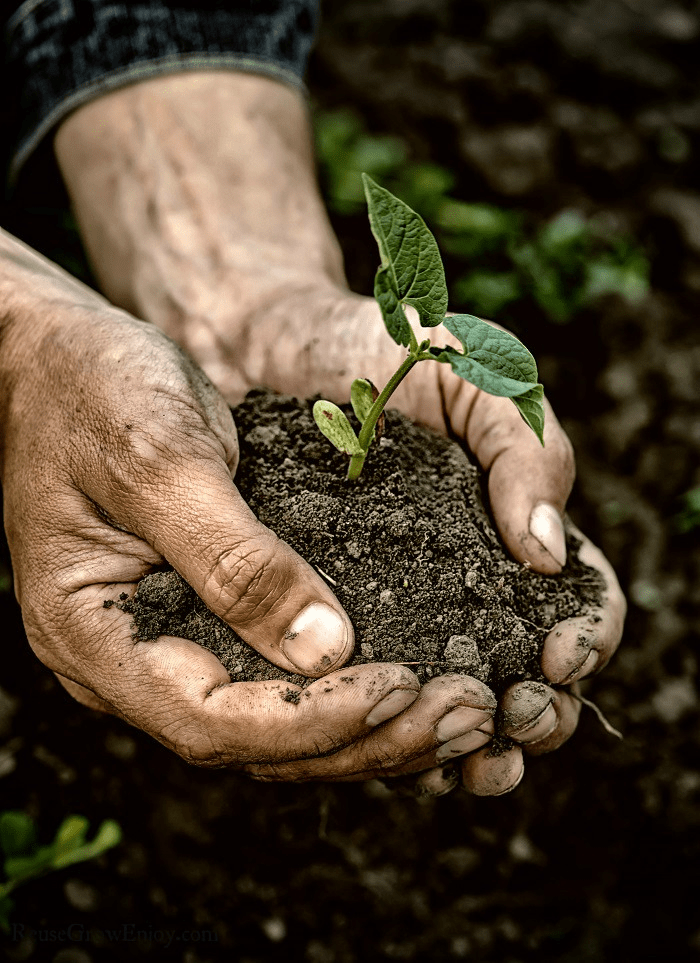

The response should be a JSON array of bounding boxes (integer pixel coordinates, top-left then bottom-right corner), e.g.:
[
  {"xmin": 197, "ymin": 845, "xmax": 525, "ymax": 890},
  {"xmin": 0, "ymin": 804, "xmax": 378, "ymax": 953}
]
[
  {"xmin": 439, "ymin": 315, "xmax": 540, "ymax": 397},
  {"xmin": 363, "ymin": 174, "xmax": 448, "ymax": 338},
  {"xmin": 0, "ymin": 812, "xmax": 36, "ymax": 857},
  {"xmin": 350, "ymin": 379, "xmax": 375, "ymax": 424},
  {"xmin": 395, "ymin": 163, "xmax": 455, "ymax": 215},
  {"xmin": 313, "ymin": 401, "xmax": 364, "ymax": 456},
  {"xmin": 51, "ymin": 820, "xmax": 122, "ymax": 870},
  {"xmin": 374, "ymin": 268, "xmax": 413, "ymax": 346},
  {"xmin": 352, "ymin": 134, "xmax": 406, "ymax": 182},
  {"xmin": 453, "ymin": 271, "xmax": 521, "ymax": 316},
  {"xmin": 52, "ymin": 815, "xmax": 89, "ymax": 860},
  {"xmin": 583, "ymin": 261, "xmax": 649, "ymax": 303},
  {"xmin": 435, "ymin": 199, "xmax": 520, "ymax": 239},
  {"xmin": 512, "ymin": 385, "xmax": 545, "ymax": 445},
  {"xmin": 674, "ymin": 485, "xmax": 700, "ymax": 534},
  {"xmin": 4, "ymin": 845, "xmax": 54, "ymax": 882},
  {"xmin": 537, "ymin": 210, "xmax": 588, "ymax": 254},
  {"xmin": 350, "ymin": 378, "xmax": 382, "ymax": 447}
]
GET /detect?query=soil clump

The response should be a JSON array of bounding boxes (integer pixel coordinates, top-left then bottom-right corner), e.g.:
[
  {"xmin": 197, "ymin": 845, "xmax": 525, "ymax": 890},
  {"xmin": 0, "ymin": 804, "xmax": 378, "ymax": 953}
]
[{"xmin": 115, "ymin": 389, "xmax": 603, "ymax": 696}]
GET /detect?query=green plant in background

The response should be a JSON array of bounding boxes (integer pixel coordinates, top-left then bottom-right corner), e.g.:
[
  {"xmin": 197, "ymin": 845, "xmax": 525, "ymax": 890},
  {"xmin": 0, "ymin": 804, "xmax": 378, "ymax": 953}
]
[
  {"xmin": 0, "ymin": 811, "xmax": 121, "ymax": 931},
  {"xmin": 313, "ymin": 107, "xmax": 649, "ymax": 322},
  {"xmin": 313, "ymin": 176, "xmax": 544, "ymax": 479},
  {"xmin": 674, "ymin": 485, "xmax": 700, "ymax": 534}
]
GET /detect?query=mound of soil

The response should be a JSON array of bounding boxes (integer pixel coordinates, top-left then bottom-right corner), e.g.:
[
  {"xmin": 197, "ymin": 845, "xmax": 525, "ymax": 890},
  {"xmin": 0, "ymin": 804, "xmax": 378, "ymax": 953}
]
[
  {"xmin": 3, "ymin": 2, "xmax": 700, "ymax": 961},
  {"xmin": 115, "ymin": 389, "xmax": 602, "ymax": 697}
]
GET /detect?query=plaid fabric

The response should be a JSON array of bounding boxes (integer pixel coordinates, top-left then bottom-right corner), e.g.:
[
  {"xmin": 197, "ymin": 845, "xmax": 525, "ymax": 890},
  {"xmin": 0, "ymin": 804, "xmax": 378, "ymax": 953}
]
[{"xmin": 2, "ymin": 0, "xmax": 319, "ymax": 183}]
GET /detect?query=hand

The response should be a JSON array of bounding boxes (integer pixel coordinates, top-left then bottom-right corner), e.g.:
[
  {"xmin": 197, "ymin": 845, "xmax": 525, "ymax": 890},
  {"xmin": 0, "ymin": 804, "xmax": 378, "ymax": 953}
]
[
  {"xmin": 0, "ymin": 230, "xmax": 501, "ymax": 777},
  {"xmin": 225, "ymin": 303, "xmax": 626, "ymax": 794},
  {"xmin": 52, "ymin": 71, "xmax": 625, "ymax": 792}
]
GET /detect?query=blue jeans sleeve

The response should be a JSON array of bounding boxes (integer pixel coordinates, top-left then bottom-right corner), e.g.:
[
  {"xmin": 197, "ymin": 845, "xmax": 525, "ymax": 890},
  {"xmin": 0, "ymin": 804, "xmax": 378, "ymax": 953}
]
[{"xmin": 4, "ymin": 0, "xmax": 319, "ymax": 183}]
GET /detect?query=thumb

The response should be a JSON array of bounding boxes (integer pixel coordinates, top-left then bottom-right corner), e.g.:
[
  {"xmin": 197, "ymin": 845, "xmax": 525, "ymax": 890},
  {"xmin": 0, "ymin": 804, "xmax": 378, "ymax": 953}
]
[
  {"xmin": 467, "ymin": 393, "xmax": 575, "ymax": 574},
  {"xmin": 101, "ymin": 456, "xmax": 354, "ymax": 678}
]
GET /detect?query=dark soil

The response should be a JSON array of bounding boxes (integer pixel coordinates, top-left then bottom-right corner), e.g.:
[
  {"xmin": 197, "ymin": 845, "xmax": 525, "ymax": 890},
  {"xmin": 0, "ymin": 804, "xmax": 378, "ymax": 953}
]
[
  {"xmin": 2, "ymin": 2, "xmax": 700, "ymax": 961},
  {"xmin": 117, "ymin": 390, "xmax": 602, "ymax": 697}
]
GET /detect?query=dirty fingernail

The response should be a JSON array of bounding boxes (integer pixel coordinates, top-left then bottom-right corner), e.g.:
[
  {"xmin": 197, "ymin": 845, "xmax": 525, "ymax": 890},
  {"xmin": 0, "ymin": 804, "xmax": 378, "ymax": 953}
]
[
  {"xmin": 415, "ymin": 767, "xmax": 460, "ymax": 797},
  {"xmin": 365, "ymin": 688, "xmax": 418, "ymax": 727},
  {"xmin": 281, "ymin": 602, "xmax": 351, "ymax": 676},
  {"xmin": 511, "ymin": 701, "xmax": 558, "ymax": 744},
  {"xmin": 563, "ymin": 648, "xmax": 598, "ymax": 684},
  {"xmin": 436, "ymin": 707, "xmax": 494, "ymax": 743},
  {"xmin": 436, "ymin": 728, "xmax": 492, "ymax": 762},
  {"xmin": 492, "ymin": 757, "xmax": 525, "ymax": 796},
  {"xmin": 529, "ymin": 502, "xmax": 567, "ymax": 568}
]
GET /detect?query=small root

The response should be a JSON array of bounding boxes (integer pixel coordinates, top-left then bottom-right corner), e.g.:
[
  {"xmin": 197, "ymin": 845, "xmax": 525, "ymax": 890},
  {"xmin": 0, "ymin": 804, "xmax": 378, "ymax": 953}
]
[
  {"xmin": 315, "ymin": 565, "xmax": 337, "ymax": 586},
  {"xmin": 395, "ymin": 661, "xmax": 442, "ymax": 666},
  {"xmin": 572, "ymin": 693, "xmax": 623, "ymax": 739}
]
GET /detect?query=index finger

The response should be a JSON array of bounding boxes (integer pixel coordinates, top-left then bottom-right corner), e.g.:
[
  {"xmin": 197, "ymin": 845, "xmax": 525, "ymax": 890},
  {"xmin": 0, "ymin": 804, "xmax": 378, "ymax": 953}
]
[{"xmin": 460, "ymin": 388, "xmax": 576, "ymax": 574}]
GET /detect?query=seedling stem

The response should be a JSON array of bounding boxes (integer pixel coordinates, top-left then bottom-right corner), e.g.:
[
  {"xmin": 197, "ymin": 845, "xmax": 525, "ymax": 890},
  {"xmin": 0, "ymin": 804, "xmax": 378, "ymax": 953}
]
[{"xmin": 313, "ymin": 175, "xmax": 546, "ymax": 480}]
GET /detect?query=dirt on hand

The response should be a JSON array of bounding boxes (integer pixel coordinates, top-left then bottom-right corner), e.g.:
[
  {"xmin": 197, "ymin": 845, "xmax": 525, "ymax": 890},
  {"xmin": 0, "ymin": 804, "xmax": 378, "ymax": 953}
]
[{"xmin": 115, "ymin": 389, "xmax": 603, "ymax": 699}]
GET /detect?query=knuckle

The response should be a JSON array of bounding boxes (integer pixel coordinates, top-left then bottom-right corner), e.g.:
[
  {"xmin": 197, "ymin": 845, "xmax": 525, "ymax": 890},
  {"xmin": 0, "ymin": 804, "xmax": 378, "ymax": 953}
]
[
  {"xmin": 367, "ymin": 743, "xmax": 410, "ymax": 774},
  {"xmin": 168, "ymin": 724, "xmax": 226, "ymax": 768},
  {"xmin": 202, "ymin": 538, "xmax": 291, "ymax": 626}
]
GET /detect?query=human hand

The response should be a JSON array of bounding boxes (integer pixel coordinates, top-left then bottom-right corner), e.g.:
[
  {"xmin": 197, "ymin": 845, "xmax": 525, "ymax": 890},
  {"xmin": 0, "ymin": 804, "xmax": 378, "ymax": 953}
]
[
  {"xmin": 279, "ymin": 305, "xmax": 626, "ymax": 794},
  {"xmin": 52, "ymin": 71, "xmax": 625, "ymax": 791},
  {"xmin": 249, "ymin": 305, "xmax": 625, "ymax": 793},
  {"xmin": 0, "ymin": 230, "xmax": 501, "ymax": 777},
  {"xmin": 151, "ymin": 293, "xmax": 626, "ymax": 792}
]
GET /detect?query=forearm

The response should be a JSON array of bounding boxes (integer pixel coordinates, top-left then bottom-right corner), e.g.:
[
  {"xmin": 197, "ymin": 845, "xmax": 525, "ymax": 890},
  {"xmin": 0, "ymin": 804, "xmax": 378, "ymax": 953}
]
[
  {"xmin": 54, "ymin": 72, "xmax": 346, "ymax": 329},
  {"xmin": 52, "ymin": 71, "xmax": 402, "ymax": 406}
]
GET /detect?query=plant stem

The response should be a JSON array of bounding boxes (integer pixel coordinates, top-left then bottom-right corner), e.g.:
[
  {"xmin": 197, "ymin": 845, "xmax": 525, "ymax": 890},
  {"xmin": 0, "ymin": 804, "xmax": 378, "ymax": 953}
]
[{"xmin": 347, "ymin": 353, "xmax": 420, "ymax": 481}]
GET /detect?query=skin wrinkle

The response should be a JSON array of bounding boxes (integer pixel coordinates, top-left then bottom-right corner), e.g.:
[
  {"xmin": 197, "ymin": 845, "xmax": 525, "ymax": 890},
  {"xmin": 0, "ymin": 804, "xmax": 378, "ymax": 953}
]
[
  {"xmin": 437, "ymin": 357, "xmax": 480, "ymax": 441},
  {"xmin": 140, "ymin": 116, "xmax": 224, "ymax": 283},
  {"xmin": 199, "ymin": 540, "xmax": 291, "ymax": 629},
  {"xmin": 168, "ymin": 721, "xmax": 227, "ymax": 768},
  {"xmin": 22, "ymin": 608, "xmax": 110, "ymax": 680},
  {"xmin": 22, "ymin": 72, "xmax": 624, "ymax": 783}
]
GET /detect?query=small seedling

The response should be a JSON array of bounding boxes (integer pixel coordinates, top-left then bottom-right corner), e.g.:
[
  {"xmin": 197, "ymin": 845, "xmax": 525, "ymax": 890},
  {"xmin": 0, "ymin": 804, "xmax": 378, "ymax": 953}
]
[
  {"xmin": 0, "ymin": 810, "xmax": 121, "ymax": 931},
  {"xmin": 313, "ymin": 175, "xmax": 545, "ymax": 480}
]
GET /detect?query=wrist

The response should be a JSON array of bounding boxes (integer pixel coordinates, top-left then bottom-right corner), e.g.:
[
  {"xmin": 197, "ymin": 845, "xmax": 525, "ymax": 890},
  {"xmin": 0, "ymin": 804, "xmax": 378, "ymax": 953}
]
[{"xmin": 54, "ymin": 72, "xmax": 347, "ymax": 336}]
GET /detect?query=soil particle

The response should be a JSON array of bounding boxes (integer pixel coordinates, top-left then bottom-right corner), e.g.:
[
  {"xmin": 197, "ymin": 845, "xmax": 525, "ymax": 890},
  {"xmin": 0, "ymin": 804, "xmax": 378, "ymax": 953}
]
[{"xmin": 117, "ymin": 390, "xmax": 603, "ymax": 697}]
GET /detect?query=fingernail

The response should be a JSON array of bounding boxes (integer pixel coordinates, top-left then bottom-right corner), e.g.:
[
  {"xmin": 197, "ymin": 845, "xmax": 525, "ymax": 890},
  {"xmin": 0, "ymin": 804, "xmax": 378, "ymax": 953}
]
[
  {"xmin": 493, "ymin": 758, "xmax": 525, "ymax": 796},
  {"xmin": 415, "ymin": 767, "xmax": 460, "ymax": 797},
  {"xmin": 281, "ymin": 602, "xmax": 351, "ymax": 675},
  {"xmin": 435, "ymin": 707, "xmax": 494, "ymax": 743},
  {"xmin": 563, "ymin": 648, "xmax": 598, "ymax": 684},
  {"xmin": 365, "ymin": 688, "xmax": 418, "ymax": 726},
  {"xmin": 511, "ymin": 702, "xmax": 557, "ymax": 744},
  {"xmin": 436, "ymin": 728, "xmax": 492, "ymax": 763},
  {"xmin": 529, "ymin": 503, "xmax": 567, "ymax": 568}
]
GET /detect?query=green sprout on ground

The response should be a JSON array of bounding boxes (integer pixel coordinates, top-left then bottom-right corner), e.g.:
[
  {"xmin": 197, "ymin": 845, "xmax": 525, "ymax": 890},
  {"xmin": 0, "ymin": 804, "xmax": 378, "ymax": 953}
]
[
  {"xmin": 313, "ymin": 107, "xmax": 649, "ymax": 324},
  {"xmin": 313, "ymin": 175, "xmax": 544, "ymax": 480},
  {"xmin": 674, "ymin": 485, "xmax": 700, "ymax": 534},
  {"xmin": 0, "ymin": 810, "xmax": 122, "ymax": 931}
]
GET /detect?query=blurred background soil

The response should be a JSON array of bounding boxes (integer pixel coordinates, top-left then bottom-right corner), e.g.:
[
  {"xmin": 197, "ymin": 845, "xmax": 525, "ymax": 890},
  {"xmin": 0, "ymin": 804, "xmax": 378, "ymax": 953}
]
[{"xmin": 1, "ymin": 0, "xmax": 699, "ymax": 960}]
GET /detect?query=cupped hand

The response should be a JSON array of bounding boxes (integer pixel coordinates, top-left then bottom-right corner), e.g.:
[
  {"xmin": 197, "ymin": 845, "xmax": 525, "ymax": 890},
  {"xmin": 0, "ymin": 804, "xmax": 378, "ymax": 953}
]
[
  {"xmin": 0, "ymin": 245, "xmax": 502, "ymax": 776},
  {"xmin": 428, "ymin": 348, "xmax": 626, "ymax": 794},
  {"xmin": 195, "ymin": 292, "xmax": 625, "ymax": 792},
  {"xmin": 50, "ymin": 71, "xmax": 625, "ymax": 791}
]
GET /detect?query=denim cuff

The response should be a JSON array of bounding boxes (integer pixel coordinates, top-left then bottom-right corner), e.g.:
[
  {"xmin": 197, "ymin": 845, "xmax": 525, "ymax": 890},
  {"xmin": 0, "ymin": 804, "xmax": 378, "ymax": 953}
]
[{"xmin": 5, "ymin": 0, "xmax": 319, "ymax": 183}]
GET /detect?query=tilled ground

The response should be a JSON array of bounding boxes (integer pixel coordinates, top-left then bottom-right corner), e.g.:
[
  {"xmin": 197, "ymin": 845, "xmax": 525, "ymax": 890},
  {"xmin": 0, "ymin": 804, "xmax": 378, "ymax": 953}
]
[{"xmin": 1, "ymin": 1, "xmax": 699, "ymax": 961}]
